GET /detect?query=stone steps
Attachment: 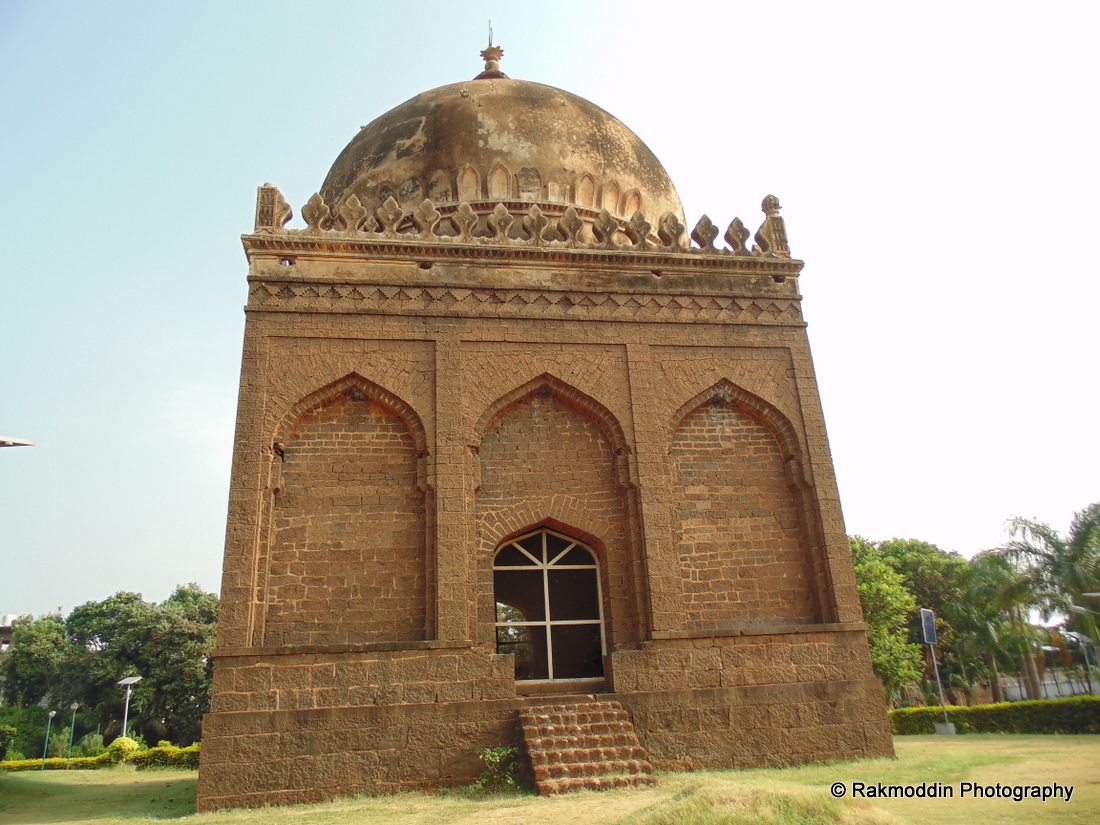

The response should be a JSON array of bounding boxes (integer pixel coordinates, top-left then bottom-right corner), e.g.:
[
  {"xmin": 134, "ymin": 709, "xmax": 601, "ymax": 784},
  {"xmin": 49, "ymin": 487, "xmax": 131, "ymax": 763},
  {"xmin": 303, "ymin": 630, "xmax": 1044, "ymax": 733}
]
[{"xmin": 518, "ymin": 700, "xmax": 656, "ymax": 795}]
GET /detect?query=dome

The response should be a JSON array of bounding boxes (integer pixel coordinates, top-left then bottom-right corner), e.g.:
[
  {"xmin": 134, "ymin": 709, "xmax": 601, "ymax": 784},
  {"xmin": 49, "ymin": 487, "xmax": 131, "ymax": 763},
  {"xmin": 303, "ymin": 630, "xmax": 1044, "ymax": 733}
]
[{"xmin": 319, "ymin": 57, "xmax": 683, "ymax": 239}]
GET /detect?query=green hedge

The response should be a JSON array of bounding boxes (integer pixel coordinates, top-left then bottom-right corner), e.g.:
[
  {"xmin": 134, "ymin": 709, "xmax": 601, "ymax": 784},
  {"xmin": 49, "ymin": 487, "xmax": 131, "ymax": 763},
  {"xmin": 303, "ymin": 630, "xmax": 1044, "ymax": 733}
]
[
  {"xmin": 1, "ymin": 740, "xmax": 199, "ymax": 772},
  {"xmin": 129, "ymin": 743, "xmax": 200, "ymax": 770},
  {"xmin": 0, "ymin": 753, "xmax": 111, "ymax": 771},
  {"xmin": 890, "ymin": 696, "xmax": 1100, "ymax": 734}
]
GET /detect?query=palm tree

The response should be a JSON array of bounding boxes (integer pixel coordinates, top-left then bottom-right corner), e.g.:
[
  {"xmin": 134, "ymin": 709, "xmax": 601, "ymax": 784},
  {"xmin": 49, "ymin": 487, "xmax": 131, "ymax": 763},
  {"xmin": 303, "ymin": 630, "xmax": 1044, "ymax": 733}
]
[
  {"xmin": 1001, "ymin": 503, "xmax": 1100, "ymax": 643},
  {"xmin": 968, "ymin": 550, "xmax": 1044, "ymax": 700},
  {"xmin": 946, "ymin": 552, "xmax": 1008, "ymax": 702}
]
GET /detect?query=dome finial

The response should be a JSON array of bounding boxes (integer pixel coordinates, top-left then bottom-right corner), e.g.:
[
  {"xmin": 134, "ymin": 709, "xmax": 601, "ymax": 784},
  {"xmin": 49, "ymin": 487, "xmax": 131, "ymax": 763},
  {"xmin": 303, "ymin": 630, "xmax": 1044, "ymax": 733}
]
[{"xmin": 476, "ymin": 26, "xmax": 508, "ymax": 80}]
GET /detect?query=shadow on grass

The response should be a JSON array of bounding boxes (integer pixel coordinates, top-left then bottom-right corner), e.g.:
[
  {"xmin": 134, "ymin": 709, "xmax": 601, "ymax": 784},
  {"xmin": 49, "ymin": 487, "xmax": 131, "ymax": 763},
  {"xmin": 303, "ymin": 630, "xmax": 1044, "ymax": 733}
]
[{"xmin": 0, "ymin": 768, "xmax": 196, "ymax": 824}]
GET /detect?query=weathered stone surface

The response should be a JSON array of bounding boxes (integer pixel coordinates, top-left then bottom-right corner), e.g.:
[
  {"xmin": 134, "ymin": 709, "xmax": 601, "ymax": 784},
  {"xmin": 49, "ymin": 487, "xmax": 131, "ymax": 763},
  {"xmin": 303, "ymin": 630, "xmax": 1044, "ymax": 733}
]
[{"xmin": 319, "ymin": 77, "xmax": 685, "ymax": 238}]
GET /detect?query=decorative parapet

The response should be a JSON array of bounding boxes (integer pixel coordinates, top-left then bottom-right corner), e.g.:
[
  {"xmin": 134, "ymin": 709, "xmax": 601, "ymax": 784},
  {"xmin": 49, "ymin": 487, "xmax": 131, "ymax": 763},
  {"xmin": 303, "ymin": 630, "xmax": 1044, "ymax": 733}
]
[{"xmin": 252, "ymin": 185, "xmax": 795, "ymax": 260}]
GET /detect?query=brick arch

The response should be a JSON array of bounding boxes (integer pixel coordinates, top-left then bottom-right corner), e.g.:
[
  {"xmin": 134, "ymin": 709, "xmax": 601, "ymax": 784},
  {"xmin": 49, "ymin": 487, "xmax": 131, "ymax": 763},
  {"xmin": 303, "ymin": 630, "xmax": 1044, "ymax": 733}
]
[
  {"xmin": 474, "ymin": 372, "xmax": 628, "ymax": 458},
  {"xmin": 476, "ymin": 500, "xmax": 620, "ymax": 559},
  {"xmin": 495, "ymin": 516, "xmax": 610, "ymax": 566},
  {"xmin": 670, "ymin": 378, "xmax": 805, "ymax": 490},
  {"xmin": 274, "ymin": 372, "xmax": 427, "ymax": 459}
]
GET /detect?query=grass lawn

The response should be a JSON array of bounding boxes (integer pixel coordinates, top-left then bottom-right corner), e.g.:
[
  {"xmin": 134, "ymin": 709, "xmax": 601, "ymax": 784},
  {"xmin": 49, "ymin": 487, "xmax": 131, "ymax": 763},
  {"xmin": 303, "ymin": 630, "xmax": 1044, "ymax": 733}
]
[
  {"xmin": 1, "ymin": 736, "xmax": 1096, "ymax": 825},
  {"xmin": 0, "ymin": 765, "xmax": 194, "ymax": 824}
]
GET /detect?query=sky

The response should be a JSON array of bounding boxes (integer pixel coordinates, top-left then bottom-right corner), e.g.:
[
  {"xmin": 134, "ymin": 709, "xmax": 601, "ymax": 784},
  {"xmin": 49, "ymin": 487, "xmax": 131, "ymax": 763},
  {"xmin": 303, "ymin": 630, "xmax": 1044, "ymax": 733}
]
[{"xmin": 1, "ymin": 1, "xmax": 1097, "ymax": 617}]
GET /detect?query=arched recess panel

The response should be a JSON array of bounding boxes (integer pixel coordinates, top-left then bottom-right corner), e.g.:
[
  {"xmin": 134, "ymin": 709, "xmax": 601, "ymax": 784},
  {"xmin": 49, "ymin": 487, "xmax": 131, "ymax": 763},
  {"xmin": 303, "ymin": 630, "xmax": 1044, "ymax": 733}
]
[
  {"xmin": 547, "ymin": 167, "xmax": 569, "ymax": 202},
  {"xmin": 458, "ymin": 165, "xmax": 481, "ymax": 201},
  {"xmin": 623, "ymin": 189, "xmax": 642, "ymax": 216},
  {"xmin": 488, "ymin": 163, "xmax": 511, "ymax": 200},
  {"xmin": 427, "ymin": 169, "xmax": 452, "ymax": 203},
  {"xmin": 398, "ymin": 177, "xmax": 423, "ymax": 205},
  {"xmin": 263, "ymin": 380, "xmax": 427, "ymax": 646},
  {"xmin": 670, "ymin": 386, "xmax": 815, "ymax": 631},
  {"xmin": 474, "ymin": 378, "xmax": 639, "ymax": 648},
  {"xmin": 601, "ymin": 181, "xmax": 621, "ymax": 214},
  {"xmin": 576, "ymin": 174, "xmax": 596, "ymax": 208}
]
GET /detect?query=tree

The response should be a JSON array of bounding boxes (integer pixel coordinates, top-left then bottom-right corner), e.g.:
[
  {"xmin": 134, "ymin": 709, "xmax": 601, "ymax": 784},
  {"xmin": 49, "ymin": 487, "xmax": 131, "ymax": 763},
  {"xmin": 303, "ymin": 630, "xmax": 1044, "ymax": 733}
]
[
  {"xmin": 1, "ymin": 614, "xmax": 69, "ymax": 708},
  {"xmin": 66, "ymin": 591, "xmax": 152, "ymax": 653},
  {"xmin": 948, "ymin": 551, "xmax": 1024, "ymax": 703},
  {"xmin": 875, "ymin": 539, "xmax": 970, "ymax": 637},
  {"xmin": 0, "ymin": 723, "xmax": 16, "ymax": 760},
  {"xmin": 872, "ymin": 538, "xmax": 982, "ymax": 702},
  {"xmin": 0, "ymin": 585, "xmax": 218, "ymax": 746},
  {"xmin": 849, "ymin": 537, "xmax": 923, "ymax": 700},
  {"xmin": 61, "ymin": 591, "xmax": 155, "ymax": 733},
  {"xmin": 127, "ymin": 585, "xmax": 218, "ymax": 744},
  {"xmin": 968, "ymin": 548, "xmax": 1047, "ymax": 700}
]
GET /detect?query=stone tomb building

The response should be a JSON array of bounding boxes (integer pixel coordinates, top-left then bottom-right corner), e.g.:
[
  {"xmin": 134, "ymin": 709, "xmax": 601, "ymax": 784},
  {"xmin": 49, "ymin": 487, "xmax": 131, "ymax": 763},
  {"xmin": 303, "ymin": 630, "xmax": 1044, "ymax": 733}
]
[{"xmin": 197, "ymin": 49, "xmax": 893, "ymax": 810}]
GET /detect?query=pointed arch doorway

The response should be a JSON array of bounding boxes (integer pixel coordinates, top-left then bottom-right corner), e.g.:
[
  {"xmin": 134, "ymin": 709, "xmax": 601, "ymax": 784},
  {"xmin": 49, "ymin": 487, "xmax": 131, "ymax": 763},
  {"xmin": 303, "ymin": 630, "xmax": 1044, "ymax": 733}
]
[{"xmin": 493, "ymin": 528, "xmax": 606, "ymax": 682}]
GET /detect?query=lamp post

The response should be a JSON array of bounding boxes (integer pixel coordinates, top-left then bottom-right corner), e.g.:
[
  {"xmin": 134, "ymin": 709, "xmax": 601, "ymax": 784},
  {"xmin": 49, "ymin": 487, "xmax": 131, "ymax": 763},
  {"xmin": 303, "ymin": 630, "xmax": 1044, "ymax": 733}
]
[
  {"xmin": 0, "ymin": 437, "xmax": 35, "ymax": 448},
  {"xmin": 66, "ymin": 703, "xmax": 79, "ymax": 767},
  {"xmin": 921, "ymin": 608, "xmax": 955, "ymax": 734},
  {"xmin": 40, "ymin": 710, "xmax": 56, "ymax": 770},
  {"xmin": 117, "ymin": 675, "xmax": 142, "ymax": 738}
]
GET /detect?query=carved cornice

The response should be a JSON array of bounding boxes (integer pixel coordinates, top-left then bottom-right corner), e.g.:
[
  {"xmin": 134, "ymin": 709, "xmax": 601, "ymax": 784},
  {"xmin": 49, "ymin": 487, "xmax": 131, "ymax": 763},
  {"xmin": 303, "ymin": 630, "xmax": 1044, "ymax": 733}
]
[{"xmin": 242, "ymin": 232, "xmax": 804, "ymax": 278}]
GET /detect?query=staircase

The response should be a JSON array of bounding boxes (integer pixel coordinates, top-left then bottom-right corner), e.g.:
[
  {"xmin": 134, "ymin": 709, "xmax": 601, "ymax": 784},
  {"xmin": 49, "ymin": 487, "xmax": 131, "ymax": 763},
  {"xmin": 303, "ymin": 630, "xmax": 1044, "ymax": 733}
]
[{"xmin": 518, "ymin": 700, "xmax": 656, "ymax": 795}]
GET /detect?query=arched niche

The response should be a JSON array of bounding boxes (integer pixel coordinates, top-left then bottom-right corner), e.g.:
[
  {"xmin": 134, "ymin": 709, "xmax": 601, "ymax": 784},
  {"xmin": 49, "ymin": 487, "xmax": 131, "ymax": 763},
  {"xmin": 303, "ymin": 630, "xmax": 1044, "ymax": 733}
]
[
  {"xmin": 472, "ymin": 374, "xmax": 643, "ymax": 649},
  {"xmin": 376, "ymin": 183, "xmax": 397, "ymax": 206},
  {"xmin": 516, "ymin": 167, "xmax": 541, "ymax": 200},
  {"xmin": 669, "ymin": 380, "xmax": 806, "ymax": 488},
  {"xmin": 547, "ymin": 167, "xmax": 569, "ymax": 203},
  {"xmin": 473, "ymin": 373, "xmax": 628, "ymax": 460},
  {"xmin": 260, "ymin": 374, "xmax": 429, "ymax": 647},
  {"xmin": 398, "ymin": 177, "xmax": 423, "ymax": 205},
  {"xmin": 669, "ymin": 380, "xmax": 818, "ymax": 631}
]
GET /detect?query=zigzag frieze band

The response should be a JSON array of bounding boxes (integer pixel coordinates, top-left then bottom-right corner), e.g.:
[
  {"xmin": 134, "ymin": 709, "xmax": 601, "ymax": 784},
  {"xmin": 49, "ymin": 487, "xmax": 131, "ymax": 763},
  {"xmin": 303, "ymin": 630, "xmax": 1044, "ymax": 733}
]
[{"xmin": 246, "ymin": 281, "xmax": 805, "ymax": 325}]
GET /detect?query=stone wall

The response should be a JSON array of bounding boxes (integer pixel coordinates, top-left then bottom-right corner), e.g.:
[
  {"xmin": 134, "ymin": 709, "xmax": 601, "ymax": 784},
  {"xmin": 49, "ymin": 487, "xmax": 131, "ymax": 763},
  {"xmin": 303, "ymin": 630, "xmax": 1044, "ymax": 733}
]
[{"xmin": 198, "ymin": 629, "xmax": 888, "ymax": 810}]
